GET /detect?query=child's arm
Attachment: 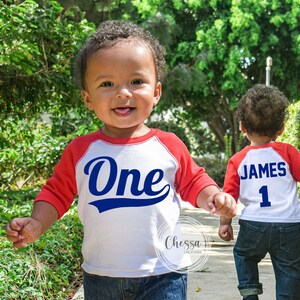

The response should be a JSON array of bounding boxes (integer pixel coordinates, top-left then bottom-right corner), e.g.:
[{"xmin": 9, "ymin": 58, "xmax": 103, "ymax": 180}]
[
  {"xmin": 196, "ymin": 185, "xmax": 237, "ymax": 219},
  {"xmin": 218, "ymin": 216, "xmax": 234, "ymax": 241},
  {"xmin": 6, "ymin": 201, "xmax": 58, "ymax": 249}
]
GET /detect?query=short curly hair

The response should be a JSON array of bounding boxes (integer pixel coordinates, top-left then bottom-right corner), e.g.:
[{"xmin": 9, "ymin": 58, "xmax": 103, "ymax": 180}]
[
  {"xmin": 237, "ymin": 84, "xmax": 289, "ymax": 138},
  {"xmin": 74, "ymin": 20, "xmax": 166, "ymax": 90}
]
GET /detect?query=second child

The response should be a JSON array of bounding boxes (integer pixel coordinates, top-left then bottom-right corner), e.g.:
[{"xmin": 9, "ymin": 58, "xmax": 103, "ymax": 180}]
[{"xmin": 219, "ymin": 84, "xmax": 300, "ymax": 299}]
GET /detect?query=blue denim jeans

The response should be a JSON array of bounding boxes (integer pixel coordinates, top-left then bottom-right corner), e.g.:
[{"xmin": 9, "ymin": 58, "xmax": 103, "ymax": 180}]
[
  {"xmin": 234, "ymin": 220, "xmax": 300, "ymax": 300},
  {"xmin": 83, "ymin": 271, "xmax": 187, "ymax": 300}
]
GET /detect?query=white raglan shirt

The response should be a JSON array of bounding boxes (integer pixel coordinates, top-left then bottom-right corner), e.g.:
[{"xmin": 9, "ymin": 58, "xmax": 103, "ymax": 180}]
[
  {"xmin": 224, "ymin": 142, "xmax": 300, "ymax": 222},
  {"xmin": 35, "ymin": 129, "xmax": 217, "ymax": 277}
]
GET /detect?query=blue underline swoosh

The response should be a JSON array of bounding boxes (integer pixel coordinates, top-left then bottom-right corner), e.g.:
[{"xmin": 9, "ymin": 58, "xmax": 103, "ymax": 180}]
[{"xmin": 89, "ymin": 185, "xmax": 170, "ymax": 213}]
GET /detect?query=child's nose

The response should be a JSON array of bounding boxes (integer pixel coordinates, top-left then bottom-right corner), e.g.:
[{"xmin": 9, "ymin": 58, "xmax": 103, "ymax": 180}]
[{"xmin": 116, "ymin": 85, "xmax": 132, "ymax": 99}]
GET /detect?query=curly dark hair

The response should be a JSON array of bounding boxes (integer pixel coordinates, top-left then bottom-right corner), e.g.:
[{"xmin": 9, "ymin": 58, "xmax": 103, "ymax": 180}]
[
  {"xmin": 237, "ymin": 84, "xmax": 289, "ymax": 138},
  {"xmin": 74, "ymin": 20, "xmax": 166, "ymax": 90}
]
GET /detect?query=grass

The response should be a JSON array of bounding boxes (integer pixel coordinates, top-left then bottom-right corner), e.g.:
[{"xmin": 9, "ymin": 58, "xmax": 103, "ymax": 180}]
[{"xmin": 0, "ymin": 189, "xmax": 83, "ymax": 300}]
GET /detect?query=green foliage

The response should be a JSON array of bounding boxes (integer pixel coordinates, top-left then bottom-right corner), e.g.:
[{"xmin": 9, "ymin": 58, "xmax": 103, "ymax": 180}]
[
  {"xmin": 193, "ymin": 156, "xmax": 227, "ymax": 187},
  {"xmin": 224, "ymin": 134, "xmax": 233, "ymax": 161},
  {"xmin": 148, "ymin": 107, "xmax": 221, "ymax": 156},
  {"xmin": 147, "ymin": 120, "xmax": 192, "ymax": 151},
  {"xmin": 278, "ymin": 100, "xmax": 300, "ymax": 150},
  {"xmin": 168, "ymin": 108, "xmax": 222, "ymax": 156},
  {"xmin": 1, "ymin": 0, "xmax": 300, "ymax": 158},
  {"xmin": 0, "ymin": 190, "xmax": 83, "ymax": 299},
  {"xmin": 127, "ymin": 0, "xmax": 300, "ymax": 155},
  {"xmin": 50, "ymin": 105, "xmax": 101, "ymax": 137},
  {"xmin": 0, "ymin": 117, "xmax": 74, "ymax": 189},
  {"xmin": 0, "ymin": 110, "xmax": 101, "ymax": 190},
  {"xmin": 224, "ymin": 132, "xmax": 249, "ymax": 160},
  {"xmin": 280, "ymin": 101, "xmax": 300, "ymax": 196},
  {"xmin": 0, "ymin": 0, "xmax": 95, "ymax": 116}
]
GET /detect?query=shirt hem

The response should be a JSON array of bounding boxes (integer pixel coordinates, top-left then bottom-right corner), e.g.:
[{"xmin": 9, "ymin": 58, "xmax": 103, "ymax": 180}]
[
  {"xmin": 81, "ymin": 263, "xmax": 175, "ymax": 278},
  {"xmin": 239, "ymin": 216, "xmax": 300, "ymax": 223}
]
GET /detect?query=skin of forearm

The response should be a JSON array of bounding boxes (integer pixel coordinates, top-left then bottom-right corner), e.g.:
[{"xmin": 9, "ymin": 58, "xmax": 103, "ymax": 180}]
[
  {"xmin": 220, "ymin": 216, "xmax": 232, "ymax": 225},
  {"xmin": 31, "ymin": 201, "xmax": 59, "ymax": 235},
  {"xmin": 196, "ymin": 185, "xmax": 220, "ymax": 211}
]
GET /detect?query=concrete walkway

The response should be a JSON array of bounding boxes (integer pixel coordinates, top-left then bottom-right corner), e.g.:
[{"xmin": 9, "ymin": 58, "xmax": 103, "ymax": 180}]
[{"xmin": 73, "ymin": 202, "xmax": 275, "ymax": 300}]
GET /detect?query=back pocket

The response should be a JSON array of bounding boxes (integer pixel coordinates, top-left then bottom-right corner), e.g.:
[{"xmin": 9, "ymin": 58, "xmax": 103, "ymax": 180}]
[
  {"xmin": 280, "ymin": 223, "xmax": 300, "ymax": 257},
  {"xmin": 235, "ymin": 220, "xmax": 267, "ymax": 252}
]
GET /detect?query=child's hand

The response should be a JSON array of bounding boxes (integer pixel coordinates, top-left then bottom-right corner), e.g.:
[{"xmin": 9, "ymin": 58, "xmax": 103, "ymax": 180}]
[
  {"xmin": 207, "ymin": 192, "xmax": 237, "ymax": 218},
  {"xmin": 218, "ymin": 224, "xmax": 234, "ymax": 241},
  {"xmin": 6, "ymin": 217, "xmax": 43, "ymax": 249}
]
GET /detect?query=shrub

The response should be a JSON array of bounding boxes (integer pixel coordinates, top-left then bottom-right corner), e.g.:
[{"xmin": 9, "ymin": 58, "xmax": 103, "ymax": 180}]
[
  {"xmin": 0, "ymin": 189, "xmax": 83, "ymax": 299},
  {"xmin": 147, "ymin": 120, "xmax": 191, "ymax": 151},
  {"xmin": 193, "ymin": 156, "xmax": 227, "ymax": 187},
  {"xmin": 278, "ymin": 101, "xmax": 300, "ymax": 195},
  {"xmin": 0, "ymin": 118, "xmax": 74, "ymax": 190},
  {"xmin": 278, "ymin": 100, "xmax": 300, "ymax": 150},
  {"xmin": 0, "ymin": 111, "xmax": 101, "ymax": 190}
]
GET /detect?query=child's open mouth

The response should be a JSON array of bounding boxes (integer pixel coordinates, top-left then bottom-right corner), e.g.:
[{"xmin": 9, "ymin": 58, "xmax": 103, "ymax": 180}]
[{"xmin": 113, "ymin": 107, "xmax": 135, "ymax": 116}]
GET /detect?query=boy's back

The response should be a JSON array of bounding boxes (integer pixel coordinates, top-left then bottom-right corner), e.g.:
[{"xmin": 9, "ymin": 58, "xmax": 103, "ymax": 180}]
[{"xmin": 224, "ymin": 141, "xmax": 300, "ymax": 222}]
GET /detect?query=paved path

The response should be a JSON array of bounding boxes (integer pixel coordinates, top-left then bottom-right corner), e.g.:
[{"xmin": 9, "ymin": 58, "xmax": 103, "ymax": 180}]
[
  {"xmin": 73, "ymin": 202, "xmax": 276, "ymax": 300},
  {"xmin": 182, "ymin": 202, "xmax": 275, "ymax": 300}
]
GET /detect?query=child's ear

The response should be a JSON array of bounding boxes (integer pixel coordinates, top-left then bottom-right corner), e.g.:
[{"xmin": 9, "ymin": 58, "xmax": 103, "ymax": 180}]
[
  {"xmin": 276, "ymin": 127, "xmax": 284, "ymax": 137},
  {"xmin": 153, "ymin": 82, "xmax": 162, "ymax": 106},
  {"xmin": 239, "ymin": 122, "xmax": 247, "ymax": 134},
  {"xmin": 82, "ymin": 90, "xmax": 93, "ymax": 111}
]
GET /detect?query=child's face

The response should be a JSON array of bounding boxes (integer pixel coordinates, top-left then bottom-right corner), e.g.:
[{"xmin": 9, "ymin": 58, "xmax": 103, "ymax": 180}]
[{"xmin": 82, "ymin": 39, "xmax": 162, "ymax": 138}]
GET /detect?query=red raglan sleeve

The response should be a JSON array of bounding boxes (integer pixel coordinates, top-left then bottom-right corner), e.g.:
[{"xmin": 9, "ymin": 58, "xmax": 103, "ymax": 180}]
[
  {"xmin": 176, "ymin": 151, "xmax": 218, "ymax": 207},
  {"xmin": 287, "ymin": 144, "xmax": 300, "ymax": 182},
  {"xmin": 223, "ymin": 158, "xmax": 240, "ymax": 202},
  {"xmin": 34, "ymin": 139, "xmax": 78, "ymax": 219},
  {"xmin": 156, "ymin": 130, "xmax": 218, "ymax": 207}
]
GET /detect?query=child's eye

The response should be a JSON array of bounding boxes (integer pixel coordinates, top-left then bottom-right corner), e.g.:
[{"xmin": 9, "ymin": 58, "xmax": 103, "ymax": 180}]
[
  {"xmin": 100, "ymin": 81, "xmax": 114, "ymax": 87},
  {"xmin": 131, "ymin": 79, "xmax": 143, "ymax": 85}
]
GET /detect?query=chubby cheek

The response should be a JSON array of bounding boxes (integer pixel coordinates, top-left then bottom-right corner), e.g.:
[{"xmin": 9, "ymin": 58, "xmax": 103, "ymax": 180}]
[{"xmin": 138, "ymin": 93, "xmax": 160, "ymax": 110}]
